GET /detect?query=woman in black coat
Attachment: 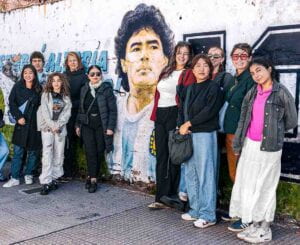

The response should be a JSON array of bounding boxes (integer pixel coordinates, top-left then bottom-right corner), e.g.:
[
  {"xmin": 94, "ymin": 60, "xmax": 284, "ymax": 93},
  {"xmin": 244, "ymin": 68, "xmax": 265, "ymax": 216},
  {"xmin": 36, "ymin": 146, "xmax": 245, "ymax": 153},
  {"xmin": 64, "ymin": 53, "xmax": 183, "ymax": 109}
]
[
  {"xmin": 63, "ymin": 52, "xmax": 88, "ymax": 179},
  {"xmin": 75, "ymin": 65, "xmax": 117, "ymax": 193},
  {"xmin": 3, "ymin": 64, "xmax": 42, "ymax": 187}
]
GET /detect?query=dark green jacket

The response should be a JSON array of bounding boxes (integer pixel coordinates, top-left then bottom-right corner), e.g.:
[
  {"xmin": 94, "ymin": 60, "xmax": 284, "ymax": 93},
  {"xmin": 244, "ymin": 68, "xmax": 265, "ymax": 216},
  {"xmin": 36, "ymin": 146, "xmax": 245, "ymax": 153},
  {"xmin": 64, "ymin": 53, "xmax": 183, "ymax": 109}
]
[{"xmin": 223, "ymin": 70, "xmax": 254, "ymax": 134}]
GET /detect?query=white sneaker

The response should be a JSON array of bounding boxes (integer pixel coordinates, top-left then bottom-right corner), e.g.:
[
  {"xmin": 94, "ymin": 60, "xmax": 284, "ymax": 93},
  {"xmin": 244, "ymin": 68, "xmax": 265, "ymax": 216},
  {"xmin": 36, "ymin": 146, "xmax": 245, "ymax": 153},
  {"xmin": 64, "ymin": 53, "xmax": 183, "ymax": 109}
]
[
  {"xmin": 181, "ymin": 213, "xmax": 197, "ymax": 221},
  {"xmin": 193, "ymin": 218, "xmax": 216, "ymax": 228},
  {"xmin": 243, "ymin": 227, "xmax": 272, "ymax": 243},
  {"xmin": 24, "ymin": 175, "xmax": 33, "ymax": 185},
  {"xmin": 178, "ymin": 192, "xmax": 188, "ymax": 202},
  {"xmin": 3, "ymin": 178, "xmax": 20, "ymax": 187},
  {"xmin": 237, "ymin": 224, "xmax": 257, "ymax": 240}
]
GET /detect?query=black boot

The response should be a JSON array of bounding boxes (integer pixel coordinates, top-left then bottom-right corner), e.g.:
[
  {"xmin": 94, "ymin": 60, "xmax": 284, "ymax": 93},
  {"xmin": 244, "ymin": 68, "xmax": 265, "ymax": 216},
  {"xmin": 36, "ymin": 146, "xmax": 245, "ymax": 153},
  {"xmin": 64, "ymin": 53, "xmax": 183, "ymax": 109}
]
[
  {"xmin": 85, "ymin": 178, "xmax": 91, "ymax": 189},
  {"xmin": 88, "ymin": 182, "xmax": 97, "ymax": 193},
  {"xmin": 40, "ymin": 184, "xmax": 51, "ymax": 195},
  {"xmin": 50, "ymin": 180, "xmax": 59, "ymax": 190}
]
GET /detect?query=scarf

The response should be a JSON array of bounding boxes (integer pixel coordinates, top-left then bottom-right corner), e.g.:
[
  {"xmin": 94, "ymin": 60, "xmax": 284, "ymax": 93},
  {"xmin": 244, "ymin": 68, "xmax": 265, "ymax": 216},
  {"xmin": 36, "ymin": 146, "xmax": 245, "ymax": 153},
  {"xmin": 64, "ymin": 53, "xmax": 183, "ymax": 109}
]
[{"xmin": 89, "ymin": 81, "xmax": 102, "ymax": 97}]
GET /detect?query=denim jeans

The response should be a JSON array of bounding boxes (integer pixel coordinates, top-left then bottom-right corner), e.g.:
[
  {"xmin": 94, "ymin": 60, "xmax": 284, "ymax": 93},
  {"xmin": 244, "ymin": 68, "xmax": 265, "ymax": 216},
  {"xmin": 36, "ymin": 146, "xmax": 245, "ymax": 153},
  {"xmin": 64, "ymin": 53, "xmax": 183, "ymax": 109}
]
[
  {"xmin": 185, "ymin": 131, "xmax": 218, "ymax": 222},
  {"xmin": 0, "ymin": 133, "xmax": 9, "ymax": 180},
  {"xmin": 179, "ymin": 163, "xmax": 187, "ymax": 194},
  {"xmin": 11, "ymin": 145, "xmax": 38, "ymax": 179}
]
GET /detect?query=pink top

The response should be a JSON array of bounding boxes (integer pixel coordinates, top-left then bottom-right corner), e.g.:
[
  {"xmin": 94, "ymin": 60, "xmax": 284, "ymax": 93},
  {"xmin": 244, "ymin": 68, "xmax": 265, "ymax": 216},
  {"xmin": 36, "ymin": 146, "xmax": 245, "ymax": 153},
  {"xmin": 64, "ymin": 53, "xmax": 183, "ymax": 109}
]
[{"xmin": 246, "ymin": 85, "xmax": 272, "ymax": 141}]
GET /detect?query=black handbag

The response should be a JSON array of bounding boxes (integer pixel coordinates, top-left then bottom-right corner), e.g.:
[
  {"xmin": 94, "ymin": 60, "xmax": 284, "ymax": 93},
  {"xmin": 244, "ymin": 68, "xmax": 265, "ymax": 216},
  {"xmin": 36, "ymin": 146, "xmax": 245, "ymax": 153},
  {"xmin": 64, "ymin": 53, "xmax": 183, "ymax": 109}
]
[
  {"xmin": 77, "ymin": 95, "xmax": 97, "ymax": 125},
  {"xmin": 168, "ymin": 85, "xmax": 193, "ymax": 165}
]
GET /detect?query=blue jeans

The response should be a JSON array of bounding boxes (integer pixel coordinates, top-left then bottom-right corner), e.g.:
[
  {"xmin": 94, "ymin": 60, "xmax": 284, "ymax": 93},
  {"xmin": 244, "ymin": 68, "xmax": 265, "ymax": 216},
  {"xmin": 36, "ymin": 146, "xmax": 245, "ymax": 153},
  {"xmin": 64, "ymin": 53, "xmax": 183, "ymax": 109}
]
[
  {"xmin": 0, "ymin": 133, "xmax": 9, "ymax": 180},
  {"xmin": 11, "ymin": 145, "xmax": 38, "ymax": 179},
  {"xmin": 179, "ymin": 163, "xmax": 187, "ymax": 194},
  {"xmin": 185, "ymin": 131, "xmax": 218, "ymax": 222}
]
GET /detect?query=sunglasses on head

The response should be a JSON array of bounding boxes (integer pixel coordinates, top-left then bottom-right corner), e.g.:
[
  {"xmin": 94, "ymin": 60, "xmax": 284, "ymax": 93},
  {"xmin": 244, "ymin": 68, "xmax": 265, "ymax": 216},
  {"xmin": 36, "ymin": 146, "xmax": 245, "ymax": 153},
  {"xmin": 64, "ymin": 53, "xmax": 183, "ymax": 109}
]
[
  {"xmin": 208, "ymin": 54, "xmax": 222, "ymax": 59},
  {"xmin": 89, "ymin": 72, "xmax": 101, "ymax": 77},
  {"xmin": 231, "ymin": 54, "xmax": 249, "ymax": 61}
]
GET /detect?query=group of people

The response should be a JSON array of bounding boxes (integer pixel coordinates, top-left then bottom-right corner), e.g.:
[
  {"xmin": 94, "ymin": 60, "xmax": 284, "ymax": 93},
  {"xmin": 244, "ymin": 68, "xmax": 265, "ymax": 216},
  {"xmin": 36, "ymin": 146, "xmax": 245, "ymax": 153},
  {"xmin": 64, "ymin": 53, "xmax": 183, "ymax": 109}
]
[
  {"xmin": 0, "ymin": 51, "xmax": 117, "ymax": 195},
  {"xmin": 147, "ymin": 41, "xmax": 297, "ymax": 244},
  {"xmin": 0, "ymin": 37, "xmax": 297, "ymax": 245}
]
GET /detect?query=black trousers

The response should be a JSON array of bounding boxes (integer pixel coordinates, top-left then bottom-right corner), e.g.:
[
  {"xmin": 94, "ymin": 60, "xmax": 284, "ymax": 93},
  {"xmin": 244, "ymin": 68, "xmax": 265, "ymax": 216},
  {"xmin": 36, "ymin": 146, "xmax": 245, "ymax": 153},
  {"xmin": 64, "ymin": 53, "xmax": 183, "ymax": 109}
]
[
  {"xmin": 155, "ymin": 106, "xmax": 180, "ymax": 202},
  {"xmin": 81, "ymin": 125, "xmax": 105, "ymax": 178},
  {"xmin": 64, "ymin": 112, "xmax": 78, "ymax": 177}
]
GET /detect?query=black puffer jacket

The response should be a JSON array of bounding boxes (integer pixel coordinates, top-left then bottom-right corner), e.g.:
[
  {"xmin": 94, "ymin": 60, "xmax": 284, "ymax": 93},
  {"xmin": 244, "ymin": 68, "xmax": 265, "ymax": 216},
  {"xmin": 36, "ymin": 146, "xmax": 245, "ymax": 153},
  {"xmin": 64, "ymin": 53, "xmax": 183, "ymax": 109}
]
[
  {"xmin": 76, "ymin": 81, "xmax": 117, "ymax": 152},
  {"xmin": 9, "ymin": 81, "xmax": 41, "ymax": 150},
  {"xmin": 64, "ymin": 68, "xmax": 88, "ymax": 110}
]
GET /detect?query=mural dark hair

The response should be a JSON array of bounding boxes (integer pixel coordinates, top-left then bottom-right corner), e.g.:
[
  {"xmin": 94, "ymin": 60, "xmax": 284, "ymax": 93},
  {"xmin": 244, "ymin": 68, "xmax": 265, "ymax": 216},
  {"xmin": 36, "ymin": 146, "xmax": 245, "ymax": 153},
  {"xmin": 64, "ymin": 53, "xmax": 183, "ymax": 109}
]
[
  {"xmin": 30, "ymin": 51, "xmax": 45, "ymax": 64},
  {"xmin": 44, "ymin": 72, "xmax": 70, "ymax": 97},
  {"xmin": 87, "ymin": 65, "xmax": 102, "ymax": 75},
  {"xmin": 207, "ymin": 46, "xmax": 225, "ymax": 72},
  {"xmin": 249, "ymin": 57, "xmax": 279, "ymax": 81},
  {"xmin": 20, "ymin": 64, "xmax": 41, "ymax": 93},
  {"xmin": 191, "ymin": 54, "xmax": 214, "ymax": 80},
  {"xmin": 114, "ymin": 3, "xmax": 174, "ymax": 91},
  {"xmin": 64, "ymin": 51, "xmax": 84, "ymax": 71},
  {"xmin": 230, "ymin": 43, "xmax": 252, "ymax": 57},
  {"xmin": 160, "ymin": 41, "xmax": 193, "ymax": 80}
]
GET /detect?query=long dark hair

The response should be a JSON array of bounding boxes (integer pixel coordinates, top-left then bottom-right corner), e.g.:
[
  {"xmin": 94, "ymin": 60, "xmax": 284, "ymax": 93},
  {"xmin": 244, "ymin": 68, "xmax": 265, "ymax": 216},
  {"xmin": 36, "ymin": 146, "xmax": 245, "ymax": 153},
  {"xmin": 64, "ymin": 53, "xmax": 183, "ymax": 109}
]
[
  {"xmin": 191, "ymin": 54, "xmax": 214, "ymax": 80},
  {"xmin": 249, "ymin": 57, "xmax": 279, "ymax": 81},
  {"xmin": 20, "ymin": 64, "xmax": 41, "ymax": 93},
  {"xmin": 160, "ymin": 41, "xmax": 193, "ymax": 80},
  {"xmin": 44, "ymin": 72, "xmax": 70, "ymax": 97}
]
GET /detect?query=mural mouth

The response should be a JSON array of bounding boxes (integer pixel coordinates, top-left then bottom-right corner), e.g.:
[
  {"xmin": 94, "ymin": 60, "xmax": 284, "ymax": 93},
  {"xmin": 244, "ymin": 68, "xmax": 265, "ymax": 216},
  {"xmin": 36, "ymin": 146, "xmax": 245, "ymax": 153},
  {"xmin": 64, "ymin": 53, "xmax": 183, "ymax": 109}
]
[{"xmin": 137, "ymin": 67, "xmax": 152, "ymax": 73}]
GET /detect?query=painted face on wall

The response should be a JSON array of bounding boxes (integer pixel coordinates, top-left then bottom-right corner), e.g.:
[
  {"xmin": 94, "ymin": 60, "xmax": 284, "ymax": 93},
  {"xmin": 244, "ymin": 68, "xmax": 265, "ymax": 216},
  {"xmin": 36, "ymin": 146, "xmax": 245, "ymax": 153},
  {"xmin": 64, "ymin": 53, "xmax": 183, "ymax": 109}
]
[
  {"xmin": 231, "ymin": 48, "xmax": 251, "ymax": 73},
  {"xmin": 31, "ymin": 58, "xmax": 44, "ymax": 73},
  {"xmin": 121, "ymin": 28, "xmax": 168, "ymax": 90}
]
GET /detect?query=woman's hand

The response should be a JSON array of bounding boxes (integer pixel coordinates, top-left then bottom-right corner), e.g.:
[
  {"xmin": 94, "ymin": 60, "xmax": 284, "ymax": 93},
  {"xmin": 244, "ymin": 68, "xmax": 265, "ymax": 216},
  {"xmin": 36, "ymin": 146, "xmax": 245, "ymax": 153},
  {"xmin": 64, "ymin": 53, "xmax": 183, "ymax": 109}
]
[
  {"xmin": 18, "ymin": 118, "xmax": 26, "ymax": 125},
  {"xmin": 179, "ymin": 121, "xmax": 192, "ymax": 135},
  {"xmin": 75, "ymin": 127, "xmax": 80, "ymax": 137},
  {"xmin": 106, "ymin": 129, "xmax": 114, "ymax": 135}
]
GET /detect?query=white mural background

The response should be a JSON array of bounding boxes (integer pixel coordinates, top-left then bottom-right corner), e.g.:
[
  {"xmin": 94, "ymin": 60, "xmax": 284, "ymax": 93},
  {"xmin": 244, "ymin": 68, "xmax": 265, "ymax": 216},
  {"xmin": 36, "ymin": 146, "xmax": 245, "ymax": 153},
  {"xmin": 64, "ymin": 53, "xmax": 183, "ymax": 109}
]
[{"xmin": 0, "ymin": 0, "xmax": 300, "ymax": 182}]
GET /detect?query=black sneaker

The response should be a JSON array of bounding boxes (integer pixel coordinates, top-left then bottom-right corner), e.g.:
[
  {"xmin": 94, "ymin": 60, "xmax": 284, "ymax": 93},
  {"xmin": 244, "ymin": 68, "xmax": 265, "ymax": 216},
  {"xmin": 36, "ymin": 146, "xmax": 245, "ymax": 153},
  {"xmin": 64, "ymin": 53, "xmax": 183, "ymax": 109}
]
[
  {"xmin": 40, "ymin": 184, "xmax": 51, "ymax": 195},
  {"xmin": 228, "ymin": 219, "xmax": 250, "ymax": 232},
  {"xmin": 88, "ymin": 182, "xmax": 97, "ymax": 193},
  {"xmin": 50, "ymin": 180, "xmax": 59, "ymax": 190},
  {"xmin": 85, "ymin": 178, "xmax": 91, "ymax": 189},
  {"xmin": 160, "ymin": 195, "xmax": 185, "ymax": 211}
]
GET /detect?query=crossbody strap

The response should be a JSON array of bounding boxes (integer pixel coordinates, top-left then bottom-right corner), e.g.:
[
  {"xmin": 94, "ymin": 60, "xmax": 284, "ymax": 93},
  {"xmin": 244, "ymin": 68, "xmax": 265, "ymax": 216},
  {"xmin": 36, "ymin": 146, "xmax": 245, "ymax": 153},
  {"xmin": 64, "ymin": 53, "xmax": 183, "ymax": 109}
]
[{"xmin": 184, "ymin": 85, "xmax": 192, "ymax": 121}]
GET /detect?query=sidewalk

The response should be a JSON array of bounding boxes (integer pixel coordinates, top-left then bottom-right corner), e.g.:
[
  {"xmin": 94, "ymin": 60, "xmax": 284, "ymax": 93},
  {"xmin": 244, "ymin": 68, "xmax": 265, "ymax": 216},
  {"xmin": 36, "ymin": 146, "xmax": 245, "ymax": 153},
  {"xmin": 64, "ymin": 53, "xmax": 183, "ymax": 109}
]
[{"xmin": 0, "ymin": 180, "xmax": 299, "ymax": 245}]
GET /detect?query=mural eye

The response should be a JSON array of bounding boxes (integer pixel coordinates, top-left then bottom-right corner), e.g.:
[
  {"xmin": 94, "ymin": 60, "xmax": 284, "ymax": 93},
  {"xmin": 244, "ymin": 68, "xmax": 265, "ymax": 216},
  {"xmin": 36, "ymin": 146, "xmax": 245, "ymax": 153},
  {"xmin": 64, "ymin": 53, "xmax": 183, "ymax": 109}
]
[
  {"xmin": 150, "ymin": 45, "xmax": 158, "ymax": 50},
  {"xmin": 132, "ymin": 47, "xmax": 140, "ymax": 52}
]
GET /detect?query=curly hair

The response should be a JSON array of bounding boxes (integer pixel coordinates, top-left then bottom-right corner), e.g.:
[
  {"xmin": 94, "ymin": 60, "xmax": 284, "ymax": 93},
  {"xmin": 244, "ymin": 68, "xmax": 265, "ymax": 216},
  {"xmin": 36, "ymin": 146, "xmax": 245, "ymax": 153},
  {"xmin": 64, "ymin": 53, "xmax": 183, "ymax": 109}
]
[
  {"xmin": 44, "ymin": 72, "xmax": 70, "ymax": 97},
  {"xmin": 114, "ymin": 3, "xmax": 174, "ymax": 91}
]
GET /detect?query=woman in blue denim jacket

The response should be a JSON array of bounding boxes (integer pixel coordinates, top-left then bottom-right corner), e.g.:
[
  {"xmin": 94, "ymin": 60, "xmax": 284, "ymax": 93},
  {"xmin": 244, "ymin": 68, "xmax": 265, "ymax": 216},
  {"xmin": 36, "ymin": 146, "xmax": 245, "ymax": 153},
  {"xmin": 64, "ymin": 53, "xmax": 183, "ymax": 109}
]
[{"xmin": 229, "ymin": 58, "xmax": 297, "ymax": 244}]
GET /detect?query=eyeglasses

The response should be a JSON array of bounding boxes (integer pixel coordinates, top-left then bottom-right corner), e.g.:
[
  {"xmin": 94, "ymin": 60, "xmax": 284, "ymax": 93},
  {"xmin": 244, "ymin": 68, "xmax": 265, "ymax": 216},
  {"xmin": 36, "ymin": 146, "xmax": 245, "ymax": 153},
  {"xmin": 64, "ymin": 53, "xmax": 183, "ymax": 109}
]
[
  {"xmin": 231, "ymin": 54, "xmax": 249, "ymax": 61},
  {"xmin": 89, "ymin": 72, "xmax": 101, "ymax": 77},
  {"xmin": 208, "ymin": 54, "xmax": 222, "ymax": 59}
]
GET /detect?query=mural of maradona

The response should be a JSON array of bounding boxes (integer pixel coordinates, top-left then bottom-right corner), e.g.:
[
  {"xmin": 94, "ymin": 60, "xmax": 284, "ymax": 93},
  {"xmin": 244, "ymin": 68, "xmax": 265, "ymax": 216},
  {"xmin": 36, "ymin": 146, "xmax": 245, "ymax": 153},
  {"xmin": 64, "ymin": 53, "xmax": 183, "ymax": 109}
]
[{"xmin": 109, "ymin": 4, "xmax": 174, "ymax": 183}]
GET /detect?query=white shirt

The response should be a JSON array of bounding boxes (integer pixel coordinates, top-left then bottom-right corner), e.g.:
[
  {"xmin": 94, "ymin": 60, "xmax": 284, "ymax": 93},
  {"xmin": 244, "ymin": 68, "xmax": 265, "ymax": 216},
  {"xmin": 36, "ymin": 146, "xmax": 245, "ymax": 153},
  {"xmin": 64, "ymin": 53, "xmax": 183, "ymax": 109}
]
[{"xmin": 157, "ymin": 70, "xmax": 183, "ymax": 107}]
